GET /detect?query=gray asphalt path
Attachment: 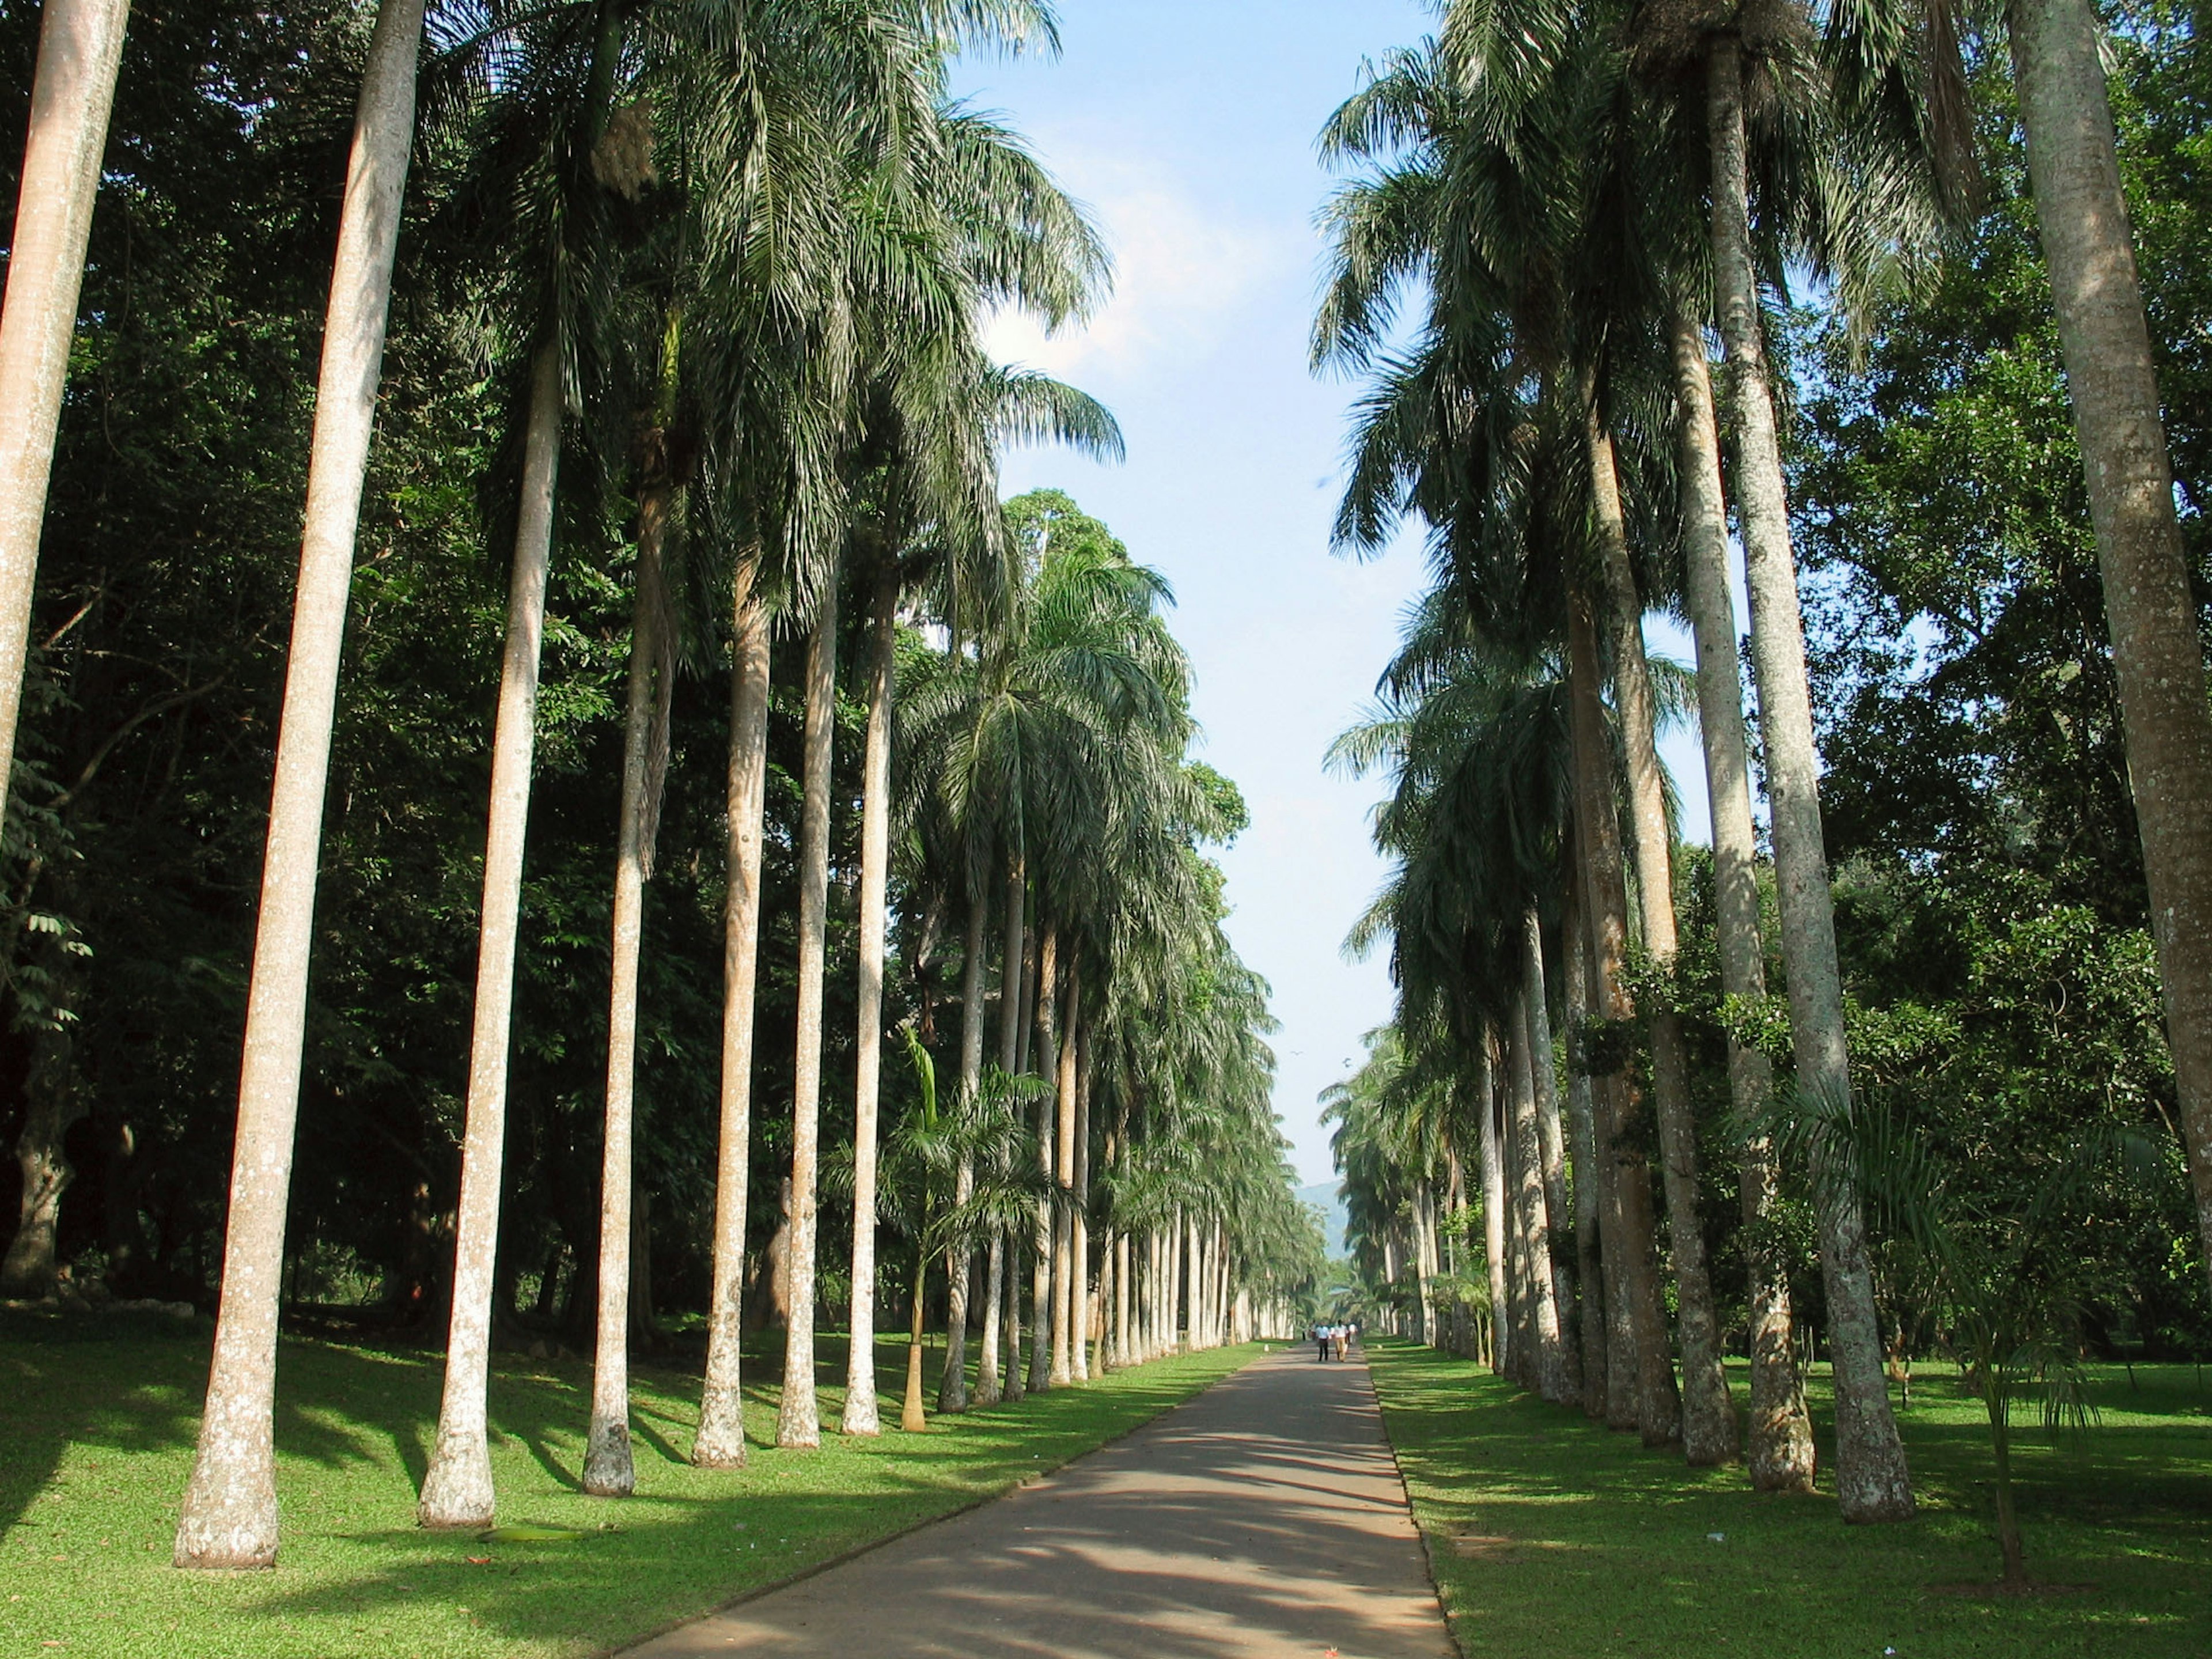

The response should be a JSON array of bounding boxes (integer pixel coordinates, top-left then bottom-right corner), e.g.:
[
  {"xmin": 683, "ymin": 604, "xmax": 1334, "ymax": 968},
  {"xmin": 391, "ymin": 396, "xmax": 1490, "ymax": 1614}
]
[{"xmin": 624, "ymin": 1346, "xmax": 1455, "ymax": 1659}]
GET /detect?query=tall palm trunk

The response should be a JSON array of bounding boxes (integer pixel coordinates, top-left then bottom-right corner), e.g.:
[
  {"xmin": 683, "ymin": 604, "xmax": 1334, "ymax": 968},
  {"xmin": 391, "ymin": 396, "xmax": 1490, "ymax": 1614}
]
[
  {"xmin": 1567, "ymin": 586, "xmax": 1681, "ymax": 1447},
  {"xmin": 1562, "ymin": 873, "xmax": 1608, "ymax": 1420},
  {"xmin": 1050, "ymin": 969, "xmax": 1079, "ymax": 1384},
  {"xmin": 174, "ymin": 2, "xmax": 431, "ymax": 1562},
  {"xmin": 1506, "ymin": 998, "xmax": 1565, "ymax": 1398},
  {"xmin": 1114, "ymin": 1227, "xmax": 1131, "ymax": 1367},
  {"xmin": 939, "ymin": 898, "xmax": 988, "ymax": 1412},
  {"xmin": 2009, "ymin": 0, "xmax": 2212, "ymax": 1309},
  {"xmin": 0, "ymin": 0, "xmax": 131, "ymax": 834},
  {"xmin": 976, "ymin": 854, "xmax": 1025, "ymax": 1407},
  {"xmin": 581, "ymin": 459, "xmax": 678, "ymax": 1498},
  {"xmin": 843, "ymin": 567, "xmax": 899, "ymax": 1437},
  {"xmin": 1071, "ymin": 1021, "xmax": 1092, "ymax": 1380},
  {"xmin": 976, "ymin": 1233, "xmax": 1005, "ymax": 1404},
  {"xmin": 694, "ymin": 572, "xmax": 770, "ymax": 1467},
  {"xmin": 1028, "ymin": 925, "xmax": 1058, "ymax": 1393},
  {"xmin": 1478, "ymin": 1038, "xmax": 1508, "ymax": 1374},
  {"xmin": 1669, "ymin": 305, "xmax": 1816, "ymax": 1493},
  {"xmin": 1522, "ymin": 912, "xmax": 1580, "ymax": 1402},
  {"xmin": 1709, "ymin": 35, "xmax": 1912, "ymax": 1520},
  {"xmin": 1585, "ymin": 402, "xmax": 1735, "ymax": 1465},
  {"xmin": 778, "ymin": 581, "xmax": 840, "ymax": 1450},
  {"xmin": 900, "ymin": 1239, "xmax": 930, "ymax": 1433}
]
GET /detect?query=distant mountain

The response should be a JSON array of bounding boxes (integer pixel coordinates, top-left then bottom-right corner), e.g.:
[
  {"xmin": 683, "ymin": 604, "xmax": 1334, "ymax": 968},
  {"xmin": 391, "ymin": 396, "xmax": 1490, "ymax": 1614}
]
[{"xmin": 1296, "ymin": 1180, "xmax": 1348, "ymax": 1260}]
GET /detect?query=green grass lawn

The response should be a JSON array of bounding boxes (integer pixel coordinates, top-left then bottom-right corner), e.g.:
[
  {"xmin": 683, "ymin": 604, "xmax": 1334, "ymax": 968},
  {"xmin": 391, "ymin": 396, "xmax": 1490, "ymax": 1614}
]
[
  {"xmin": 0, "ymin": 1306, "xmax": 1255, "ymax": 1658},
  {"xmin": 1368, "ymin": 1337, "xmax": 2212, "ymax": 1658}
]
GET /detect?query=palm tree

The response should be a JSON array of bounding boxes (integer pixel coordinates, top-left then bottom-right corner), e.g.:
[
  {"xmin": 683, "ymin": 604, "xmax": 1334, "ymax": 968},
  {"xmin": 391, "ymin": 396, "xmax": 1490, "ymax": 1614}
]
[
  {"xmin": 0, "ymin": 0, "xmax": 131, "ymax": 840},
  {"xmin": 173, "ymin": 0, "xmax": 434, "ymax": 1564},
  {"xmin": 1703, "ymin": 24, "xmax": 1916, "ymax": 1521},
  {"xmin": 2000, "ymin": 0, "xmax": 2212, "ymax": 1315},
  {"xmin": 1667, "ymin": 302, "xmax": 1816, "ymax": 1492}
]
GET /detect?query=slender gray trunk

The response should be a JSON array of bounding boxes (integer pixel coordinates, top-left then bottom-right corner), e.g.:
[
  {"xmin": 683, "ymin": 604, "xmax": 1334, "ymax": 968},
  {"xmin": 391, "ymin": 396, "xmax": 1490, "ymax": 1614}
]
[
  {"xmin": 0, "ymin": 0, "xmax": 131, "ymax": 834},
  {"xmin": 975, "ymin": 1230, "xmax": 1005, "ymax": 1405},
  {"xmin": 1050, "ymin": 968, "xmax": 1078, "ymax": 1385},
  {"xmin": 1478, "ymin": 1037, "xmax": 1509, "ymax": 1375},
  {"xmin": 1028, "ymin": 926, "xmax": 1057, "ymax": 1393},
  {"xmin": 2009, "ymin": 0, "xmax": 2212, "ymax": 1313},
  {"xmin": 694, "ymin": 576, "xmax": 770, "ymax": 1467},
  {"xmin": 1670, "ymin": 305, "xmax": 1817, "ymax": 1492},
  {"xmin": 582, "ymin": 468, "xmax": 679, "ymax": 1497},
  {"xmin": 1710, "ymin": 36, "xmax": 1912, "ymax": 1520},
  {"xmin": 939, "ymin": 897, "xmax": 988, "ymax": 1412},
  {"xmin": 842, "ymin": 569, "xmax": 898, "ymax": 1437},
  {"xmin": 1071, "ymin": 1021, "xmax": 1092, "ymax": 1380},
  {"xmin": 176, "ymin": 1, "xmax": 432, "ymax": 1560},
  {"xmin": 778, "ymin": 581, "xmax": 839, "ymax": 1450},
  {"xmin": 1523, "ymin": 910, "xmax": 1581, "ymax": 1403},
  {"xmin": 1508, "ymin": 994, "xmax": 1566, "ymax": 1400}
]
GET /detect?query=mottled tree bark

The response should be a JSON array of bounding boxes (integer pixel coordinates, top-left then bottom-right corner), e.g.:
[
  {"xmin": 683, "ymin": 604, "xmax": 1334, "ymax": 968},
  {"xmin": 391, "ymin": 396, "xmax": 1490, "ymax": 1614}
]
[
  {"xmin": 1670, "ymin": 305, "xmax": 1816, "ymax": 1492},
  {"xmin": 1509, "ymin": 991, "xmax": 1567, "ymax": 1400},
  {"xmin": 1567, "ymin": 586, "xmax": 1681, "ymax": 1448},
  {"xmin": 0, "ymin": 0, "xmax": 131, "ymax": 829},
  {"xmin": 1711, "ymin": 36, "xmax": 1912, "ymax": 1519},
  {"xmin": 2010, "ymin": 0, "xmax": 2212, "ymax": 1314},
  {"xmin": 843, "ymin": 569, "xmax": 900, "ymax": 1437},
  {"xmin": 1523, "ymin": 910, "xmax": 1581, "ymax": 1403},
  {"xmin": 1562, "ymin": 872, "xmax": 1609, "ymax": 1422},
  {"xmin": 694, "ymin": 577, "xmax": 770, "ymax": 1467},
  {"xmin": 179, "ymin": 0, "xmax": 430, "ymax": 1562},
  {"xmin": 1586, "ymin": 403, "xmax": 1734, "ymax": 1464},
  {"xmin": 778, "ymin": 582, "xmax": 840, "ymax": 1450},
  {"xmin": 939, "ymin": 899, "xmax": 988, "ymax": 1412}
]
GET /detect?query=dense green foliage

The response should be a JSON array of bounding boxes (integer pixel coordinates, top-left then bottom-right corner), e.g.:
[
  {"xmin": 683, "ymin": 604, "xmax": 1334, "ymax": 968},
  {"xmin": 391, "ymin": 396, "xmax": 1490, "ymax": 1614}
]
[{"xmin": 0, "ymin": 0, "xmax": 1318, "ymax": 1357}]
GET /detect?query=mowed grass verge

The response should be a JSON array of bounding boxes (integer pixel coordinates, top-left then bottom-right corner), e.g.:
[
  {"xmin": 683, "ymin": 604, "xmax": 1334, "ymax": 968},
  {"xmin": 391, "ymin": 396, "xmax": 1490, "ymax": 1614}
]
[
  {"xmin": 0, "ymin": 1309, "xmax": 1256, "ymax": 1658},
  {"xmin": 1367, "ymin": 1336, "xmax": 2212, "ymax": 1659}
]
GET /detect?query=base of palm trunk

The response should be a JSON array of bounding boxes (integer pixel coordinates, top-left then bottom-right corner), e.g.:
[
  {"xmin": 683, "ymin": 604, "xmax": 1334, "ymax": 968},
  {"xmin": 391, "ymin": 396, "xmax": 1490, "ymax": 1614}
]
[
  {"xmin": 581, "ymin": 1419, "xmax": 635, "ymax": 1497},
  {"xmin": 417, "ymin": 1431, "xmax": 496, "ymax": 1528},
  {"xmin": 692, "ymin": 1389, "xmax": 748, "ymax": 1469},
  {"xmin": 173, "ymin": 1464, "xmax": 279, "ymax": 1570},
  {"xmin": 841, "ymin": 1391, "xmax": 881, "ymax": 1435}
]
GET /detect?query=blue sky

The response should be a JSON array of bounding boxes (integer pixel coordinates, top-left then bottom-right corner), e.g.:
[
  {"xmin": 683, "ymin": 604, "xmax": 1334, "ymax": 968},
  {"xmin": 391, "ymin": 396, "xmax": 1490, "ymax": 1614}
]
[{"xmin": 952, "ymin": 1, "xmax": 1711, "ymax": 1185}]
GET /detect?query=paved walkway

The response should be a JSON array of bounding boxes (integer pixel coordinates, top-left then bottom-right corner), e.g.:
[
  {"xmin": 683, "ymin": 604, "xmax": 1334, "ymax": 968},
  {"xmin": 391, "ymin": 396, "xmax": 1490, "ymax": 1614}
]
[{"xmin": 626, "ymin": 1346, "xmax": 1455, "ymax": 1659}]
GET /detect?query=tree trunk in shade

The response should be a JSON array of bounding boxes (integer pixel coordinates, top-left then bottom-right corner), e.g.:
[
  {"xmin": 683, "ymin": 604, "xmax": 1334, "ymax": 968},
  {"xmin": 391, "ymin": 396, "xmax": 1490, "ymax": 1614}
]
[
  {"xmin": 940, "ymin": 898, "xmax": 988, "ymax": 1412},
  {"xmin": 843, "ymin": 568, "xmax": 899, "ymax": 1437},
  {"xmin": 1562, "ymin": 870, "xmax": 1609, "ymax": 1422},
  {"xmin": 777, "ymin": 582, "xmax": 840, "ymax": 1450},
  {"xmin": 1585, "ymin": 399, "xmax": 1735, "ymax": 1467},
  {"xmin": 1566, "ymin": 584, "xmax": 1681, "ymax": 1448},
  {"xmin": 1478, "ymin": 1037, "xmax": 1509, "ymax": 1374},
  {"xmin": 581, "ymin": 464, "xmax": 678, "ymax": 1499},
  {"xmin": 2009, "ymin": 0, "xmax": 2212, "ymax": 1320},
  {"xmin": 1522, "ymin": 910, "xmax": 1581, "ymax": 1403},
  {"xmin": 1669, "ymin": 304, "xmax": 1816, "ymax": 1493},
  {"xmin": 1710, "ymin": 34, "xmax": 1912, "ymax": 1520},
  {"xmin": 1508, "ymin": 995, "xmax": 1566, "ymax": 1400}
]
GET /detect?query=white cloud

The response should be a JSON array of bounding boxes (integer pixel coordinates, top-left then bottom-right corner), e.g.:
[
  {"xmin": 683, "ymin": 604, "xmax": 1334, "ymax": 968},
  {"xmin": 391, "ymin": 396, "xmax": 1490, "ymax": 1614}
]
[{"xmin": 983, "ymin": 159, "xmax": 1286, "ymax": 382}]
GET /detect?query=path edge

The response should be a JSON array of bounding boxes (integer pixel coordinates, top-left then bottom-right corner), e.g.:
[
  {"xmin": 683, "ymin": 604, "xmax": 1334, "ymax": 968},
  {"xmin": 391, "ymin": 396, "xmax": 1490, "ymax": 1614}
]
[
  {"xmin": 1363, "ymin": 1339, "xmax": 1471, "ymax": 1659},
  {"xmin": 600, "ymin": 1343, "xmax": 1266, "ymax": 1659}
]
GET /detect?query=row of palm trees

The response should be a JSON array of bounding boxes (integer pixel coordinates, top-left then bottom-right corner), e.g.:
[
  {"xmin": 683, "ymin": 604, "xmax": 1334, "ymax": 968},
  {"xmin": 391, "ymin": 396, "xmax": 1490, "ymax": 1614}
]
[
  {"xmin": 1310, "ymin": 0, "xmax": 2211, "ymax": 1521},
  {"xmin": 0, "ymin": 0, "xmax": 1317, "ymax": 1571}
]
